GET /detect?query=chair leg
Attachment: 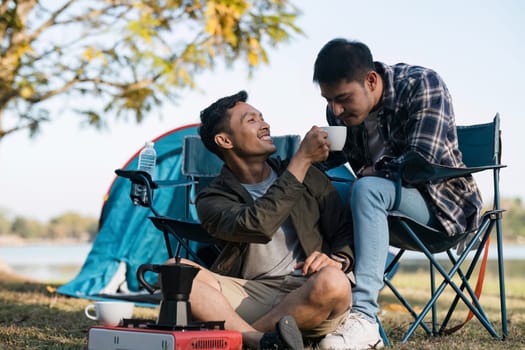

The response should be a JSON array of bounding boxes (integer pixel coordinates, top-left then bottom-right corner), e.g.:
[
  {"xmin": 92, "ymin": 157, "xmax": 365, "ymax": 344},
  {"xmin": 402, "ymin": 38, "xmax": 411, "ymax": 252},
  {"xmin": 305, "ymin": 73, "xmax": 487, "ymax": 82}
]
[
  {"xmin": 171, "ymin": 236, "xmax": 209, "ymax": 266},
  {"xmin": 430, "ymin": 261, "xmax": 437, "ymax": 335},
  {"xmin": 377, "ymin": 316, "xmax": 391, "ymax": 347},
  {"xmin": 408, "ymin": 262, "xmax": 501, "ymax": 341},
  {"xmin": 399, "ymin": 221, "xmax": 502, "ymax": 343},
  {"xmin": 383, "ymin": 277, "xmax": 432, "ymax": 335},
  {"xmin": 440, "ymin": 234, "xmax": 491, "ymax": 333},
  {"xmin": 383, "ymin": 250, "xmax": 433, "ymax": 335},
  {"xmin": 162, "ymin": 229, "xmax": 174, "ymax": 259},
  {"xmin": 495, "ymin": 218, "xmax": 508, "ymax": 338},
  {"xmin": 400, "ymin": 266, "xmax": 497, "ymax": 343},
  {"xmin": 439, "ymin": 219, "xmax": 507, "ymax": 339}
]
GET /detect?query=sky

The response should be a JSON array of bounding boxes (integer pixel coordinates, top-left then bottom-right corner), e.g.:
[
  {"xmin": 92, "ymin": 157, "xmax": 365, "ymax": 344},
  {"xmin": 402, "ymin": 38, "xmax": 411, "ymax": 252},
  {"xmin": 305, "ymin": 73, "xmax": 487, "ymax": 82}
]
[{"xmin": 0, "ymin": 0, "xmax": 524, "ymax": 222}]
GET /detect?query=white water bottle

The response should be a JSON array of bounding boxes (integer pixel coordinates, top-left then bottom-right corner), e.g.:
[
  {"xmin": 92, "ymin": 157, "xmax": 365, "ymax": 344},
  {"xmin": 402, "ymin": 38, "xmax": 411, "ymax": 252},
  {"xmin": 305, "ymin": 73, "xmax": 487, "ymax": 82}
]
[{"xmin": 131, "ymin": 141, "xmax": 157, "ymax": 206}]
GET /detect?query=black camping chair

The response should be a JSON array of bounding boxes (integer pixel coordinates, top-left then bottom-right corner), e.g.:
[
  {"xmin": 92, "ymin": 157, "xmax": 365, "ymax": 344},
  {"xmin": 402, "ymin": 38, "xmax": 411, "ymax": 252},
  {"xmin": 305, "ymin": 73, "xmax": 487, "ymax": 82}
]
[
  {"xmin": 116, "ymin": 134, "xmax": 301, "ymax": 268},
  {"xmin": 382, "ymin": 113, "xmax": 507, "ymax": 343}
]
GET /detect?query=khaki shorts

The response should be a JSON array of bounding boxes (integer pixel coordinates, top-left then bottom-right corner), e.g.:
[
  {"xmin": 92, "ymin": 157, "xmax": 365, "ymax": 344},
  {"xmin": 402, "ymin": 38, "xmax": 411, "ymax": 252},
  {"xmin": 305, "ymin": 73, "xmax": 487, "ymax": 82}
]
[{"xmin": 212, "ymin": 272, "xmax": 348, "ymax": 338}]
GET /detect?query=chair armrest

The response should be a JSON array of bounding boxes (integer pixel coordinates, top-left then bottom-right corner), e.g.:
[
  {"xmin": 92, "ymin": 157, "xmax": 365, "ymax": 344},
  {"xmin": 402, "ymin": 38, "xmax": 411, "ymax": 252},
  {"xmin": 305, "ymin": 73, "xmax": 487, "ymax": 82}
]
[
  {"xmin": 398, "ymin": 151, "xmax": 505, "ymax": 185},
  {"xmin": 116, "ymin": 168, "xmax": 201, "ymax": 215},
  {"xmin": 116, "ymin": 169, "xmax": 198, "ymax": 188},
  {"xmin": 115, "ymin": 169, "xmax": 158, "ymax": 188},
  {"xmin": 155, "ymin": 179, "xmax": 196, "ymax": 188},
  {"xmin": 149, "ymin": 216, "xmax": 218, "ymax": 244}
]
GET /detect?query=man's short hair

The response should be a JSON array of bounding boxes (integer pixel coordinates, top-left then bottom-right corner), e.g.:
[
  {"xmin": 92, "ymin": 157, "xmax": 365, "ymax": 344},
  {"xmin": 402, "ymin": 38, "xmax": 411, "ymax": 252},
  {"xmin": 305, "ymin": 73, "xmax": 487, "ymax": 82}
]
[
  {"xmin": 313, "ymin": 38, "xmax": 375, "ymax": 85},
  {"xmin": 199, "ymin": 90, "xmax": 248, "ymax": 159}
]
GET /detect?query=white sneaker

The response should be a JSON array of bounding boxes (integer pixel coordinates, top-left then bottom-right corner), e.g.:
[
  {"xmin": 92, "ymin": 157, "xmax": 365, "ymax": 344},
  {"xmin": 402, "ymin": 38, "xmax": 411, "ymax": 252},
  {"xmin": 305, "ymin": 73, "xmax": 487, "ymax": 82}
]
[{"xmin": 318, "ymin": 311, "xmax": 384, "ymax": 350}]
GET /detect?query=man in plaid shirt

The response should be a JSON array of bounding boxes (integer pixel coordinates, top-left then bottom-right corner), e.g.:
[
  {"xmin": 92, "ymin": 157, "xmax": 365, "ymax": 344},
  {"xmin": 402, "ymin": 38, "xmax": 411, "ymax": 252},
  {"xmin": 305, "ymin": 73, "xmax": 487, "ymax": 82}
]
[{"xmin": 312, "ymin": 38, "xmax": 482, "ymax": 350}]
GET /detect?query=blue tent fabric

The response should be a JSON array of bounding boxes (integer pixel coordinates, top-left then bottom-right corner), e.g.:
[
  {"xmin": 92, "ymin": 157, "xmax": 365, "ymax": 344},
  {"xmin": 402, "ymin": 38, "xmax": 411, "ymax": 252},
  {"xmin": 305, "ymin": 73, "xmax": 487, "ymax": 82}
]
[{"xmin": 58, "ymin": 124, "xmax": 201, "ymax": 300}]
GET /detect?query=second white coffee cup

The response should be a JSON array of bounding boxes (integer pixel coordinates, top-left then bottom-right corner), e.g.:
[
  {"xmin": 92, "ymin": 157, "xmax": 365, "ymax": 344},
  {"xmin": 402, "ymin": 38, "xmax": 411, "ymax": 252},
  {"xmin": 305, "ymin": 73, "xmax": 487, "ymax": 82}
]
[
  {"xmin": 84, "ymin": 301, "xmax": 134, "ymax": 327},
  {"xmin": 321, "ymin": 126, "xmax": 346, "ymax": 151}
]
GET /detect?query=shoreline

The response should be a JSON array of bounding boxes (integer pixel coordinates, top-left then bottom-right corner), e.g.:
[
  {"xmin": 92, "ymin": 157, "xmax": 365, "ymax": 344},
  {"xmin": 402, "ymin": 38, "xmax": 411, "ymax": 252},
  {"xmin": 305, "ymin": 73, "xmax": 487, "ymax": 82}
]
[
  {"xmin": 0, "ymin": 234, "xmax": 91, "ymax": 247},
  {"xmin": 0, "ymin": 234, "xmax": 523, "ymax": 247}
]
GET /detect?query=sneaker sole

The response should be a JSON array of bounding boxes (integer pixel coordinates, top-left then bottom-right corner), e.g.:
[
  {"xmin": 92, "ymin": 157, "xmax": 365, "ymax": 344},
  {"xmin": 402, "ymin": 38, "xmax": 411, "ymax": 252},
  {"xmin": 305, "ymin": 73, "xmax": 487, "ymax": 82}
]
[{"xmin": 277, "ymin": 315, "xmax": 304, "ymax": 349}]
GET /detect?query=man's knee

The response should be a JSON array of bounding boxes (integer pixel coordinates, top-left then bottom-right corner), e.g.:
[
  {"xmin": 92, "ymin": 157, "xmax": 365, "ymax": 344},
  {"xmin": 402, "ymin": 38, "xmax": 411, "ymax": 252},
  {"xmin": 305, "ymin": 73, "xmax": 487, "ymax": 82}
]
[
  {"xmin": 350, "ymin": 176, "xmax": 394, "ymax": 207},
  {"xmin": 308, "ymin": 266, "xmax": 351, "ymax": 302},
  {"xmin": 352, "ymin": 177, "xmax": 380, "ymax": 197}
]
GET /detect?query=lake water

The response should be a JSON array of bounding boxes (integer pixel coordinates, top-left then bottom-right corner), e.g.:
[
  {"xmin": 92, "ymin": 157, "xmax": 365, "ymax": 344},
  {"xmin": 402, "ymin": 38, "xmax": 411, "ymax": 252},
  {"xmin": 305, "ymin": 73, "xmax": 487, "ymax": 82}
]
[
  {"xmin": 0, "ymin": 243, "xmax": 523, "ymax": 283},
  {"xmin": 0, "ymin": 243, "xmax": 92, "ymax": 283}
]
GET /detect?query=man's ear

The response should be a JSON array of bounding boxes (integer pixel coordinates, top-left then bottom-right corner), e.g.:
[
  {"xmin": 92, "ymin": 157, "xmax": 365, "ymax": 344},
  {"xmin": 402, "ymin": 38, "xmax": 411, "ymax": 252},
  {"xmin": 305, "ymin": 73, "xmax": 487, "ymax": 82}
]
[
  {"xmin": 367, "ymin": 71, "xmax": 379, "ymax": 90},
  {"xmin": 214, "ymin": 133, "xmax": 234, "ymax": 150}
]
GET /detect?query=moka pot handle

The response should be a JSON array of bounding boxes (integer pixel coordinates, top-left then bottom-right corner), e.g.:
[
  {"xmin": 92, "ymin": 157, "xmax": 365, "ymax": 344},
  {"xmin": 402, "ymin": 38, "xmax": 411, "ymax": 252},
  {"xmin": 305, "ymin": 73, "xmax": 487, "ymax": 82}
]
[{"xmin": 136, "ymin": 264, "xmax": 159, "ymax": 294}]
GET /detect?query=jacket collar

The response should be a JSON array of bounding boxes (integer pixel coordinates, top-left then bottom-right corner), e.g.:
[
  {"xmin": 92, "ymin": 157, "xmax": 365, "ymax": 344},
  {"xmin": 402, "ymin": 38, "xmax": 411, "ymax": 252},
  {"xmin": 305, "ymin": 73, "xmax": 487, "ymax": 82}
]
[
  {"xmin": 374, "ymin": 61, "xmax": 396, "ymax": 114},
  {"xmin": 217, "ymin": 157, "xmax": 285, "ymax": 203}
]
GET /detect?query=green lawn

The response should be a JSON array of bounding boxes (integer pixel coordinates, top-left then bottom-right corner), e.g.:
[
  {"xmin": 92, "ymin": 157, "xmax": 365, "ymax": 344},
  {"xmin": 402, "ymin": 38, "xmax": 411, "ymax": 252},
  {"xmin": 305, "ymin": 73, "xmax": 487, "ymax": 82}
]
[
  {"xmin": 0, "ymin": 268, "xmax": 523, "ymax": 349},
  {"xmin": 378, "ymin": 267, "xmax": 524, "ymax": 349}
]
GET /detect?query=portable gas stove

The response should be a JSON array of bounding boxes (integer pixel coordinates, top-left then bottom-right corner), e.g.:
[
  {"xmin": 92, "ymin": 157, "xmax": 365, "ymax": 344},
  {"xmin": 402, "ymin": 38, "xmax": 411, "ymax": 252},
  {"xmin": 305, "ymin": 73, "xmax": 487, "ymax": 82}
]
[{"xmin": 87, "ymin": 318, "xmax": 242, "ymax": 350}]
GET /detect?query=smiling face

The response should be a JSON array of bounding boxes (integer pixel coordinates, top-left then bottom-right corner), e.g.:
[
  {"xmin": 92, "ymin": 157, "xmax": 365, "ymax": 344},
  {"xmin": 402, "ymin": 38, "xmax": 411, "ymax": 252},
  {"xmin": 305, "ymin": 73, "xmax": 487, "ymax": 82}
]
[
  {"xmin": 214, "ymin": 101, "xmax": 277, "ymax": 160},
  {"xmin": 320, "ymin": 71, "xmax": 382, "ymax": 127}
]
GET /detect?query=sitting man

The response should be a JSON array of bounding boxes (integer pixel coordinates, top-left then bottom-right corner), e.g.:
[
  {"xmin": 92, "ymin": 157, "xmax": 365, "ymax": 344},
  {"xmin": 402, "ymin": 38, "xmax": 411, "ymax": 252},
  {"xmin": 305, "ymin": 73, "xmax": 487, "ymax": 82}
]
[
  {"xmin": 312, "ymin": 38, "xmax": 483, "ymax": 350},
  {"xmin": 179, "ymin": 90, "xmax": 355, "ymax": 349}
]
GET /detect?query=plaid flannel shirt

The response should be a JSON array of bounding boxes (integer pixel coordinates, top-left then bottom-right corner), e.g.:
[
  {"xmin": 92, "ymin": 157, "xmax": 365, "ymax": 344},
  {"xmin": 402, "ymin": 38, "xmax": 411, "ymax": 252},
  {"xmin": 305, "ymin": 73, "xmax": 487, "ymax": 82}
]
[{"xmin": 321, "ymin": 62, "xmax": 482, "ymax": 235}]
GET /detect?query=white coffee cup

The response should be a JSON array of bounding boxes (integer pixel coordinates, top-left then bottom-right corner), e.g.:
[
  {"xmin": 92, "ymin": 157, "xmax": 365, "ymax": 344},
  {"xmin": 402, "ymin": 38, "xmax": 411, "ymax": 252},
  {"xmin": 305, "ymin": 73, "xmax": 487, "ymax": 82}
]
[
  {"xmin": 321, "ymin": 126, "xmax": 346, "ymax": 151},
  {"xmin": 84, "ymin": 301, "xmax": 134, "ymax": 327}
]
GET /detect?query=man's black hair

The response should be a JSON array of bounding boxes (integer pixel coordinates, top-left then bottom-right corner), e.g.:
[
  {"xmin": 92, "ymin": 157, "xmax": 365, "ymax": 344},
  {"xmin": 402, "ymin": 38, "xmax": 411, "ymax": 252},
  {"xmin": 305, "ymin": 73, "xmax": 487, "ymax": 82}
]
[
  {"xmin": 199, "ymin": 90, "xmax": 248, "ymax": 159},
  {"xmin": 313, "ymin": 38, "xmax": 375, "ymax": 85}
]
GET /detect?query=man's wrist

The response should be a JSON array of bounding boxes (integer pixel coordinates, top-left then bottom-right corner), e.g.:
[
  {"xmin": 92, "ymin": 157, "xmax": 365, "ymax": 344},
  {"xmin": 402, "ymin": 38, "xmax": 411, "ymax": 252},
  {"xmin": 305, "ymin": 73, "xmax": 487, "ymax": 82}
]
[
  {"xmin": 287, "ymin": 153, "xmax": 311, "ymax": 183},
  {"xmin": 330, "ymin": 253, "xmax": 351, "ymax": 273}
]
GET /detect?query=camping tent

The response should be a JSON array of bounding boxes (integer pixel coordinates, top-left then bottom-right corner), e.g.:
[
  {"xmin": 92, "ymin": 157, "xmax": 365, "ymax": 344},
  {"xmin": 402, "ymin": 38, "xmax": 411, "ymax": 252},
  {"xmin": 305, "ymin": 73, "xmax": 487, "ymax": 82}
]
[{"xmin": 58, "ymin": 124, "xmax": 202, "ymax": 302}]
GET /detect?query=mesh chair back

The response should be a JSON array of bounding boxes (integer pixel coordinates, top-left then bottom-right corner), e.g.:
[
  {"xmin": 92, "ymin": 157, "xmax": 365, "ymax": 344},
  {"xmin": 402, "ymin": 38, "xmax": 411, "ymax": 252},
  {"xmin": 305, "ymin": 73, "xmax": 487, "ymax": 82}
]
[{"xmin": 182, "ymin": 137, "xmax": 223, "ymax": 177}]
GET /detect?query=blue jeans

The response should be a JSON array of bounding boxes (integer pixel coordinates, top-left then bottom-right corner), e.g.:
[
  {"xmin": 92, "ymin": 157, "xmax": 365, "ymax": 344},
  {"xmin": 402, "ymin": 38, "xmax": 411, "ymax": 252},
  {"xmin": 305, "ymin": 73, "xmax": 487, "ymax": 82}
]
[{"xmin": 349, "ymin": 176, "xmax": 441, "ymax": 321}]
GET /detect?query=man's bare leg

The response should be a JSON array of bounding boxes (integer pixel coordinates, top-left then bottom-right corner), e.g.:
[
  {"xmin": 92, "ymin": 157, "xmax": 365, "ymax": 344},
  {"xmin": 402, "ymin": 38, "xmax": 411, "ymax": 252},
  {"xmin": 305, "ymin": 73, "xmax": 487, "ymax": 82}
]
[
  {"xmin": 190, "ymin": 279, "xmax": 264, "ymax": 348},
  {"xmin": 252, "ymin": 266, "xmax": 351, "ymax": 332},
  {"xmin": 177, "ymin": 259, "xmax": 348, "ymax": 346},
  {"xmin": 169, "ymin": 258, "xmax": 263, "ymax": 348}
]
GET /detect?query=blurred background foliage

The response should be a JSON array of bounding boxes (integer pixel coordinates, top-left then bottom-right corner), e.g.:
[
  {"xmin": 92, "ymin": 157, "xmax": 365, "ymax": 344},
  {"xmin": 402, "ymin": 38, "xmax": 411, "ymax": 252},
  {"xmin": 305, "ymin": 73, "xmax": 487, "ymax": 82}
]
[{"xmin": 0, "ymin": 197, "xmax": 524, "ymax": 243}]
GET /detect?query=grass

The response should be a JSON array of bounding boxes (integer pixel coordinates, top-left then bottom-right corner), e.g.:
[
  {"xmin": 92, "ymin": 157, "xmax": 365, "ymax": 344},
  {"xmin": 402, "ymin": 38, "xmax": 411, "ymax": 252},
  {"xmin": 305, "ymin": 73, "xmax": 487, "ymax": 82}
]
[
  {"xmin": 0, "ymin": 270, "xmax": 158, "ymax": 349},
  {"xmin": 378, "ymin": 269, "xmax": 525, "ymax": 350},
  {"xmin": 0, "ymin": 268, "xmax": 524, "ymax": 349}
]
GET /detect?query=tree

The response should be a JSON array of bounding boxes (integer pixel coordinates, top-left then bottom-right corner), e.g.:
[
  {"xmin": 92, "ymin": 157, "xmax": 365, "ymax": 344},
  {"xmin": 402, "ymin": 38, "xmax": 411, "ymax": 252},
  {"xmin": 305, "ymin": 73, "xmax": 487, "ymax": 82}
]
[
  {"xmin": 0, "ymin": 0, "xmax": 302, "ymax": 141},
  {"xmin": 47, "ymin": 212, "xmax": 97, "ymax": 240},
  {"xmin": 0, "ymin": 208, "xmax": 11, "ymax": 234},
  {"xmin": 501, "ymin": 197, "xmax": 525, "ymax": 243},
  {"xmin": 10, "ymin": 216, "xmax": 46, "ymax": 238}
]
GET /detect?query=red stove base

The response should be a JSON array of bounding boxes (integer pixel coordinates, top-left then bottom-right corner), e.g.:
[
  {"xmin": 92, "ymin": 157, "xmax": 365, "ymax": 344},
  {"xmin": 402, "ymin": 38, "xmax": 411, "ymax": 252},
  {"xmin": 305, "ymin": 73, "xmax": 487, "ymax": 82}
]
[{"xmin": 87, "ymin": 326, "xmax": 243, "ymax": 350}]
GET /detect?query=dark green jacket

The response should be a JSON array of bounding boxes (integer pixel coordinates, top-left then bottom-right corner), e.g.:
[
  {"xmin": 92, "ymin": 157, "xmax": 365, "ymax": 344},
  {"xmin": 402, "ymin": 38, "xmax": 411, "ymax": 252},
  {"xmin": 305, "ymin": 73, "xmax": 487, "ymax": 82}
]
[{"xmin": 195, "ymin": 157, "xmax": 354, "ymax": 277}]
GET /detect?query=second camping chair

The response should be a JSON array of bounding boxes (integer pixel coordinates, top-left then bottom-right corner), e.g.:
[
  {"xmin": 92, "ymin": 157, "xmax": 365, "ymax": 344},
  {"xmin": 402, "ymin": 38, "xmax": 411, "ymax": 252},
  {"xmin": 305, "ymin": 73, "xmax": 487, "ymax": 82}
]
[{"xmin": 382, "ymin": 113, "xmax": 507, "ymax": 343}]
